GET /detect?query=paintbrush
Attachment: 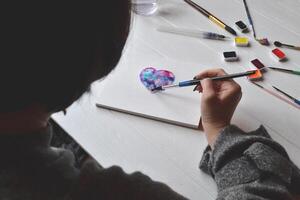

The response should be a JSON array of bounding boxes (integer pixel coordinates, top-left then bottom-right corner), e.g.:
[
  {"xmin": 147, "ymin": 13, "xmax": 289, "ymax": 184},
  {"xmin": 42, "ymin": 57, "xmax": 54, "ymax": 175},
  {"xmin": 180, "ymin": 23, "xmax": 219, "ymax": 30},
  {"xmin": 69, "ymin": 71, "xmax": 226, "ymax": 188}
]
[
  {"xmin": 269, "ymin": 67, "xmax": 300, "ymax": 75},
  {"xmin": 274, "ymin": 41, "xmax": 300, "ymax": 51},
  {"xmin": 242, "ymin": 0, "xmax": 269, "ymax": 46},
  {"xmin": 157, "ymin": 26, "xmax": 230, "ymax": 40},
  {"xmin": 242, "ymin": 0, "xmax": 256, "ymax": 38},
  {"xmin": 183, "ymin": 0, "xmax": 237, "ymax": 36},
  {"xmin": 250, "ymin": 81, "xmax": 300, "ymax": 108},
  {"xmin": 272, "ymin": 86, "xmax": 300, "ymax": 106},
  {"xmin": 152, "ymin": 70, "xmax": 256, "ymax": 92}
]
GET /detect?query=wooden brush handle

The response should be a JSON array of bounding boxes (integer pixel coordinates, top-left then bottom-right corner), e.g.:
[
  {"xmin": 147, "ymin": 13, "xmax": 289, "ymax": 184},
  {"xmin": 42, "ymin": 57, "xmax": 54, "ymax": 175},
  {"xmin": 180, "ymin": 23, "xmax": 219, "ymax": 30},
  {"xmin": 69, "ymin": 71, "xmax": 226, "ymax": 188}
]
[{"xmin": 294, "ymin": 46, "xmax": 300, "ymax": 50}]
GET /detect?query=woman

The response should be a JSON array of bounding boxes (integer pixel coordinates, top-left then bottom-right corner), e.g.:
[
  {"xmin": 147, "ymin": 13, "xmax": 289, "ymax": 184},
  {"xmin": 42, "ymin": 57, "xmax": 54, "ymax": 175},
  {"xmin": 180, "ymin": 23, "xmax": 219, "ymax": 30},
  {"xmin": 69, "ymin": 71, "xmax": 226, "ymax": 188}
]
[{"xmin": 0, "ymin": 0, "xmax": 299, "ymax": 199}]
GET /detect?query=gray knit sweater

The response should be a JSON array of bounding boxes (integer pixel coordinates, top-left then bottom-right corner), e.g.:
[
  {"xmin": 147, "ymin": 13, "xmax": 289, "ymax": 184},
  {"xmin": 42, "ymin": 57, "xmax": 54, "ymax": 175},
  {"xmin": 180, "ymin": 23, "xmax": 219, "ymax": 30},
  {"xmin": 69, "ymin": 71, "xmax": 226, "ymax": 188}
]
[
  {"xmin": 0, "ymin": 124, "xmax": 299, "ymax": 200},
  {"xmin": 199, "ymin": 125, "xmax": 300, "ymax": 200}
]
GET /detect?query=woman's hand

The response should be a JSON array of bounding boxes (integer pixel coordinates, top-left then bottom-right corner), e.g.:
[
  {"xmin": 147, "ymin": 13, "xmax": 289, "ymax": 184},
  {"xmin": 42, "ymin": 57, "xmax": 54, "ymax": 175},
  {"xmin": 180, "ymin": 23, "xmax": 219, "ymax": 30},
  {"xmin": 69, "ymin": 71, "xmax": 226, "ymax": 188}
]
[{"xmin": 194, "ymin": 68, "xmax": 242, "ymax": 148}]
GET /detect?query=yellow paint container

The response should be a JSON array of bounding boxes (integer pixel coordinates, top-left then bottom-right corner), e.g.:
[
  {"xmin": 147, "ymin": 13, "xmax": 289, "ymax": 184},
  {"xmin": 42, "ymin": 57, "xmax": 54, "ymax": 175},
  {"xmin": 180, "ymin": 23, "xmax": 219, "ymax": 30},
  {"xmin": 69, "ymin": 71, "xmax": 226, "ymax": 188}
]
[{"xmin": 235, "ymin": 37, "xmax": 249, "ymax": 47}]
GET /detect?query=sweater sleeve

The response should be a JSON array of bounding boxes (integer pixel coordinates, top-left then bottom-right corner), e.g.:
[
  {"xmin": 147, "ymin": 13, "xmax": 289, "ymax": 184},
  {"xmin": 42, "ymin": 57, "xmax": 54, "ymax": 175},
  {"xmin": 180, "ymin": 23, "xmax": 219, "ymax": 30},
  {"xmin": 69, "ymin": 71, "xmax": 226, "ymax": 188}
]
[{"xmin": 199, "ymin": 125, "xmax": 300, "ymax": 200}]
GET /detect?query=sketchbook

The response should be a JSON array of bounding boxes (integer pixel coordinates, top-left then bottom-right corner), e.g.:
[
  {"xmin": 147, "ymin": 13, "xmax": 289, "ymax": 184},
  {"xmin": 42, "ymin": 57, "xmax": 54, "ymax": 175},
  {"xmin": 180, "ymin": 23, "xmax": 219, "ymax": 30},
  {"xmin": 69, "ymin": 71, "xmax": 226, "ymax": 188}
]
[
  {"xmin": 94, "ymin": 7, "xmax": 227, "ymax": 129},
  {"xmin": 93, "ymin": 37, "xmax": 207, "ymax": 129}
]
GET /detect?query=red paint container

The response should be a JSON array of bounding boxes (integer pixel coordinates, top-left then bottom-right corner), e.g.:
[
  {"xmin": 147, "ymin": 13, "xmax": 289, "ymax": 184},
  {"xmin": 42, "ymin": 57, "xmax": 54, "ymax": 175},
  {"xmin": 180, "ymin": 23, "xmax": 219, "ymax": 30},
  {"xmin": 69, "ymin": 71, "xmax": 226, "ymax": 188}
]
[{"xmin": 272, "ymin": 48, "xmax": 286, "ymax": 61}]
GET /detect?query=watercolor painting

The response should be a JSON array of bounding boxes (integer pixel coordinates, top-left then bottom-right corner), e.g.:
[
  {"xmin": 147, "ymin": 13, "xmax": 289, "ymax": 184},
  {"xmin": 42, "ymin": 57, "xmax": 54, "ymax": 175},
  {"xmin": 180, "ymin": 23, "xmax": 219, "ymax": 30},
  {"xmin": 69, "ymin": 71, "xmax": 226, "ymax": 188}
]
[{"xmin": 140, "ymin": 67, "xmax": 175, "ymax": 91}]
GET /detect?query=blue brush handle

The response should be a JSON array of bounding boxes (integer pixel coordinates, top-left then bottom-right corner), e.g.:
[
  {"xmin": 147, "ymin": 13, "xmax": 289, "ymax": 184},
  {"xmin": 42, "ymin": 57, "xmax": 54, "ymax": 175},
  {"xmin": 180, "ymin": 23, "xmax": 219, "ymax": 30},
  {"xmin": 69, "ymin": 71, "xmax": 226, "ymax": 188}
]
[
  {"xmin": 294, "ymin": 99, "xmax": 300, "ymax": 106},
  {"xmin": 178, "ymin": 80, "xmax": 200, "ymax": 87},
  {"xmin": 244, "ymin": 0, "xmax": 253, "ymax": 25},
  {"xmin": 243, "ymin": 0, "xmax": 256, "ymax": 38}
]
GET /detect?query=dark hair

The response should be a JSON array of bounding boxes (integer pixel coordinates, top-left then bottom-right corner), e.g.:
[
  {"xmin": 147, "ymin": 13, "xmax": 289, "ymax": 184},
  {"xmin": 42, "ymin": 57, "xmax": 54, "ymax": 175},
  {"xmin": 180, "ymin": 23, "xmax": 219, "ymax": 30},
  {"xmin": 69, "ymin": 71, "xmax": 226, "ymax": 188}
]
[{"xmin": 0, "ymin": 1, "xmax": 131, "ymax": 112}]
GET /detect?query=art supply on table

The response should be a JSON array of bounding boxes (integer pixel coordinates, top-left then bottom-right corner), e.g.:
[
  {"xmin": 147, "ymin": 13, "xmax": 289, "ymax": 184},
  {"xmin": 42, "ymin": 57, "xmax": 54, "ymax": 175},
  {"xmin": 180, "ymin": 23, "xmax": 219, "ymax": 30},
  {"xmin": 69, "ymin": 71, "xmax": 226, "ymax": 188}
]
[
  {"xmin": 274, "ymin": 41, "xmax": 300, "ymax": 51},
  {"xmin": 247, "ymin": 69, "xmax": 263, "ymax": 81},
  {"xmin": 223, "ymin": 51, "xmax": 238, "ymax": 61},
  {"xmin": 271, "ymin": 48, "xmax": 287, "ymax": 61},
  {"xmin": 140, "ymin": 67, "xmax": 175, "ymax": 91},
  {"xmin": 250, "ymin": 82, "xmax": 300, "ymax": 109},
  {"xmin": 235, "ymin": 20, "xmax": 248, "ymax": 33},
  {"xmin": 251, "ymin": 59, "xmax": 266, "ymax": 71},
  {"xmin": 235, "ymin": 37, "xmax": 249, "ymax": 47},
  {"xmin": 157, "ymin": 26, "xmax": 229, "ymax": 40},
  {"xmin": 152, "ymin": 70, "xmax": 256, "ymax": 92},
  {"xmin": 269, "ymin": 67, "xmax": 300, "ymax": 75},
  {"xmin": 272, "ymin": 86, "xmax": 300, "ymax": 106},
  {"xmin": 242, "ymin": 0, "xmax": 269, "ymax": 46},
  {"xmin": 183, "ymin": 0, "xmax": 237, "ymax": 36},
  {"xmin": 242, "ymin": 0, "xmax": 256, "ymax": 37},
  {"xmin": 256, "ymin": 38, "xmax": 269, "ymax": 46}
]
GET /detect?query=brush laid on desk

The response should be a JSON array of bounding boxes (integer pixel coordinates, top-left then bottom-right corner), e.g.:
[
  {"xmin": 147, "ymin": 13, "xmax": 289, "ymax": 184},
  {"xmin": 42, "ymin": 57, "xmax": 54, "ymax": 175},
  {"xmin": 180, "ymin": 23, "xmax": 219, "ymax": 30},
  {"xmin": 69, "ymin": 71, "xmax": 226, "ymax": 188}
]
[
  {"xmin": 250, "ymin": 82, "xmax": 300, "ymax": 109},
  {"xmin": 242, "ymin": 0, "xmax": 269, "ymax": 45},
  {"xmin": 269, "ymin": 67, "xmax": 300, "ymax": 75},
  {"xmin": 157, "ymin": 26, "xmax": 229, "ymax": 40},
  {"xmin": 242, "ymin": 0, "xmax": 256, "ymax": 38},
  {"xmin": 152, "ymin": 70, "xmax": 256, "ymax": 92},
  {"xmin": 183, "ymin": 0, "xmax": 237, "ymax": 36},
  {"xmin": 274, "ymin": 41, "xmax": 300, "ymax": 51},
  {"xmin": 272, "ymin": 86, "xmax": 300, "ymax": 106}
]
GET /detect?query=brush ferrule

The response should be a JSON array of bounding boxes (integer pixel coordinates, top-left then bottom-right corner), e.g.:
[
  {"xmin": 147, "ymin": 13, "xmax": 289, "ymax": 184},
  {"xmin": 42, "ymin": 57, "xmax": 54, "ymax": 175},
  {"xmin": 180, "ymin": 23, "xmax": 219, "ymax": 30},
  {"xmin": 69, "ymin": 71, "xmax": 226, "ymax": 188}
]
[{"xmin": 162, "ymin": 84, "xmax": 178, "ymax": 89}]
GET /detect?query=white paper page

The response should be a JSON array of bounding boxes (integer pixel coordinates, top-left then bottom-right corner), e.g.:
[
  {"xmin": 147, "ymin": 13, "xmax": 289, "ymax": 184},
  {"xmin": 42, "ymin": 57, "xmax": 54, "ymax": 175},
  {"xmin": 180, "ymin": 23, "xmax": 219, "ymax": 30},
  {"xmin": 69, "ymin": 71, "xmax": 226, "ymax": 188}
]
[{"xmin": 94, "ymin": 36, "xmax": 206, "ymax": 128}]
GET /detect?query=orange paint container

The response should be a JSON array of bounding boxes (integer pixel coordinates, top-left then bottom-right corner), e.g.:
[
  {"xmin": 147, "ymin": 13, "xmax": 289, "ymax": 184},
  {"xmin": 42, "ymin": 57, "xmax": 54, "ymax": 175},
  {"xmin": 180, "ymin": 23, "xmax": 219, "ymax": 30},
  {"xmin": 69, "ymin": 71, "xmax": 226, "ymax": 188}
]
[{"xmin": 247, "ymin": 70, "xmax": 263, "ymax": 80}]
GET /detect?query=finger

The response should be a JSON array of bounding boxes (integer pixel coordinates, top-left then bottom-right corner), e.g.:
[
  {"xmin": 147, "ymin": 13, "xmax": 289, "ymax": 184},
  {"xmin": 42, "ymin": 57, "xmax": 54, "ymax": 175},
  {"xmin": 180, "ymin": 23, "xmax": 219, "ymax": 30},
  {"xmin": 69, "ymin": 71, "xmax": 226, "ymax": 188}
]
[
  {"xmin": 201, "ymin": 78, "xmax": 216, "ymax": 99},
  {"xmin": 219, "ymin": 84, "xmax": 242, "ymax": 101},
  {"xmin": 194, "ymin": 68, "xmax": 227, "ymax": 80},
  {"xmin": 193, "ymin": 85, "xmax": 197, "ymax": 91},
  {"xmin": 193, "ymin": 83, "xmax": 203, "ymax": 92},
  {"xmin": 216, "ymin": 74, "xmax": 241, "ymax": 90},
  {"xmin": 197, "ymin": 84, "xmax": 203, "ymax": 93}
]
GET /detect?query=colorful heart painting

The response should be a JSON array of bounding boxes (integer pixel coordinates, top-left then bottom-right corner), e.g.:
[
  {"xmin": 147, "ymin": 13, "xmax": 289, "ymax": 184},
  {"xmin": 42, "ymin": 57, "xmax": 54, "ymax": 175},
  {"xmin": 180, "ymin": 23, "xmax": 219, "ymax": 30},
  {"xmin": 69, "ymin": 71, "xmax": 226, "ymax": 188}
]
[{"xmin": 140, "ymin": 67, "xmax": 175, "ymax": 91}]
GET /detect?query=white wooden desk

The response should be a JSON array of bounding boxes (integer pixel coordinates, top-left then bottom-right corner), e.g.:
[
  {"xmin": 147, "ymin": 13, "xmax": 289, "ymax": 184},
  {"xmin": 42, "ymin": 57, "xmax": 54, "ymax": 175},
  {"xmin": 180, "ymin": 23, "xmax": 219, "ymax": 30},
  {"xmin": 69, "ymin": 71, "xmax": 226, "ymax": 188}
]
[{"xmin": 53, "ymin": 0, "xmax": 300, "ymax": 199}]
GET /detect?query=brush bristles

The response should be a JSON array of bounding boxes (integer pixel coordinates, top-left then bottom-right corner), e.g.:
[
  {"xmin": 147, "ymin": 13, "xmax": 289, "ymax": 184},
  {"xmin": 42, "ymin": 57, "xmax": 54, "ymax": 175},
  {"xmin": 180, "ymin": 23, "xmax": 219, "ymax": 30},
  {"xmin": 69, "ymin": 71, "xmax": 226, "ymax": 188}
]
[
  {"xmin": 151, "ymin": 86, "xmax": 163, "ymax": 92},
  {"xmin": 274, "ymin": 41, "xmax": 282, "ymax": 47}
]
